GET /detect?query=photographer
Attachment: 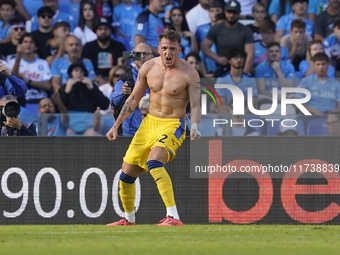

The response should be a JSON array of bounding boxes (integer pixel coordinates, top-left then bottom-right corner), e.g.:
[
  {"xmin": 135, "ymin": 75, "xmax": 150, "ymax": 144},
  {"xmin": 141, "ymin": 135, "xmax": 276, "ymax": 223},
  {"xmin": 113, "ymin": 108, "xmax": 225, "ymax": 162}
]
[
  {"xmin": 0, "ymin": 95, "xmax": 37, "ymax": 136},
  {"xmin": 110, "ymin": 43, "xmax": 153, "ymax": 136},
  {"xmin": 0, "ymin": 60, "xmax": 27, "ymax": 98}
]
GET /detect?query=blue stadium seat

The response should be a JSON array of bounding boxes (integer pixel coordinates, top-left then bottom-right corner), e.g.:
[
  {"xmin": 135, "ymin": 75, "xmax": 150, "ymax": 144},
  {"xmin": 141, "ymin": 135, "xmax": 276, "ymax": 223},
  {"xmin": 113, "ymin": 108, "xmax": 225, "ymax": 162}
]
[
  {"xmin": 267, "ymin": 118, "xmax": 305, "ymax": 136},
  {"xmin": 307, "ymin": 118, "xmax": 329, "ymax": 136}
]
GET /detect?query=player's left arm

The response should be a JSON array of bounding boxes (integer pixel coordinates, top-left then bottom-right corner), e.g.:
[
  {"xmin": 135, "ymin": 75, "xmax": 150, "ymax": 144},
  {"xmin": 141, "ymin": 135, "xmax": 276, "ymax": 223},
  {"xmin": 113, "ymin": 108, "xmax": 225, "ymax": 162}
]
[{"xmin": 188, "ymin": 67, "xmax": 201, "ymax": 141}]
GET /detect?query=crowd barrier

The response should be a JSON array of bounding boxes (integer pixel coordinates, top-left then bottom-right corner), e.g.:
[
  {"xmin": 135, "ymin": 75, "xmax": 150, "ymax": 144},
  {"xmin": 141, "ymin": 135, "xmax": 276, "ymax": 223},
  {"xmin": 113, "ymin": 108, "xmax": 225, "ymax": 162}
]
[{"xmin": 1, "ymin": 137, "xmax": 340, "ymax": 224}]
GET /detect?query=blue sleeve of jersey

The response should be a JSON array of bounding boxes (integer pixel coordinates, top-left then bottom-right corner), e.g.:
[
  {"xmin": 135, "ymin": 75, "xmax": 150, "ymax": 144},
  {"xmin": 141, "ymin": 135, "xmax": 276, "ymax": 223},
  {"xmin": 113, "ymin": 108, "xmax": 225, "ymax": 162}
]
[
  {"xmin": 4, "ymin": 74, "xmax": 27, "ymax": 97},
  {"xmin": 134, "ymin": 19, "xmax": 149, "ymax": 38},
  {"xmin": 285, "ymin": 63, "xmax": 296, "ymax": 78},
  {"xmin": 281, "ymin": 47, "xmax": 290, "ymax": 62},
  {"xmin": 195, "ymin": 28, "xmax": 201, "ymax": 44},
  {"xmin": 299, "ymin": 61, "xmax": 309, "ymax": 78},
  {"xmin": 276, "ymin": 16, "xmax": 286, "ymax": 30},
  {"xmin": 307, "ymin": 0, "xmax": 318, "ymax": 14},
  {"xmin": 268, "ymin": 0, "xmax": 279, "ymax": 17},
  {"xmin": 51, "ymin": 59, "xmax": 61, "ymax": 77},
  {"xmin": 255, "ymin": 65, "xmax": 264, "ymax": 78},
  {"xmin": 110, "ymin": 80, "xmax": 126, "ymax": 106},
  {"xmin": 30, "ymin": 15, "xmax": 39, "ymax": 31}
]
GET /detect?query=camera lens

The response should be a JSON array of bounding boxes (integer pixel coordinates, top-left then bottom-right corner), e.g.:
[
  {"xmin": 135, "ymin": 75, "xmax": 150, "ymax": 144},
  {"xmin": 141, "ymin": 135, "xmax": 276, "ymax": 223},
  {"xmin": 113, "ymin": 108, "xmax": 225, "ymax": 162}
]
[{"xmin": 4, "ymin": 101, "xmax": 21, "ymax": 117}]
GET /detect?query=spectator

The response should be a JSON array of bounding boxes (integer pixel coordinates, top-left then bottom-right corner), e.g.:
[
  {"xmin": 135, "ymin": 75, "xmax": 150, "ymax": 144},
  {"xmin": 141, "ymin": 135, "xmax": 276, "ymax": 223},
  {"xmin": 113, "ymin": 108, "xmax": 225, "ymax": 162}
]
[
  {"xmin": 296, "ymin": 52, "xmax": 340, "ymax": 114},
  {"xmin": 300, "ymin": 40, "xmax": 335, "ymax": 77},
  {"xmin": 314, "ymin": 0, "xmax": 340, "ymax": 41},
  {"xmin": 41, "ymin": 21, "xmax": 71, "ymax": 66},
  {"xmin": 247, "ymin": 3, "xmax": 267, "ymax": 43},
  {"xmin": 275, "ymin": 0, "xmax": 314, "ymax": 40},
  {"xmin": 58, "ymin": 60, "xmax": 110, "ymax": 135},
  {"xmin": 255, "ymin": 42, "xmax": 295, "ymax": 101},
  {"xmin": 82, "ymin": 18, "xmax": 126, "ymax": 85},
  {"xmin": 0, "ymin": 17, "xmax": 26, "ymax": 62},
  {"xmin": 186, "ymin": 0, "xmax": 212, "ymax": 34},
  {"xmin": 31, "ymin": 7, "xmax": 54, "ymax": 59},
  {"xmin": 195, "ymin": 1, "xmax": 224, "ymax": 74},
  {"xmin": 185, "ymin": 51, "xmax": 206, "ymax": 77},
  {"xmin": 0, "ymin": 94, "xmax": 36, "ymax": 136},
  {"xmin": 112, "ymin": 0, "xmax": 143, "ymax": 51},
  {"xmin": 94, "ymin": 0, "xmax": 113, "ymax": 24},
  {"xmin": 51, "ymin": 35, "xmax": 95, "ymax": 91},
  {"xmin": 170, "ymin": 7, "xmax": 198, "ymax": 57},
  {"xmin": 99, "ymin": 65, "xmax": 127, "ymax": 115},
  {"xmin": 214, "ymin": 48, "xmax": 258, "ymax": 114},
  {"xmin": 9, "ymin": 33, "xmax": 52, "ymax": 113},
  {"xmin": 92, "ymin": 106, "xmax": 115, "ymax": 136},
  {"xmin": 139, "ymin": 93, "xmax": 150, "ymax": 119},
  {"xmin": 326, "ymin": 110, "xmax": 340, "ymax": 135},
  {"xmin": 308, "ymin": 0, "xmax": 329, "ymax": 21},
  {"xmin": 30, "ymin": 0, "xmax": 75, "ymax": 32},
  {"xmin": 74, "ymin": 0, "xmax": 100, "ymax": 46},
  {"xmin": 202, "ymin": 0, "xmax": 254, "ymax": 76},
  {"xmin": 255, "ymin": 19, "xmax": 290, "ymax": 69},
  {"xmin": 110, "ymin": 43, "xmax": 152, "ymax": 136},
  {"xmin": 269, "ymin": 0, "xmax": 292, "ymax": 23},
  {"xmin": 132, "ymin": 0, "xmax": 166, "ymax": 55},
  {"xmin": 58, "ymin": 0, "xmax": 81, "ymax": 29},
  {"xmin": 324, "ymin": 19, "xmax": 340, "ymax": 66},
  {"xmin": 281, "ymin": 19, "xmax": 312, "ymax": 70},
  {"xmin": 37, "ymin": 92, "xmax": 69, "ymax": 136},
  {"xmin": 0, "ymin": 0, "xmax": 16, "ymax": 43},
  {"xmin": 0, "ymin": 60, "xmax": 27, "ymax": 98}
]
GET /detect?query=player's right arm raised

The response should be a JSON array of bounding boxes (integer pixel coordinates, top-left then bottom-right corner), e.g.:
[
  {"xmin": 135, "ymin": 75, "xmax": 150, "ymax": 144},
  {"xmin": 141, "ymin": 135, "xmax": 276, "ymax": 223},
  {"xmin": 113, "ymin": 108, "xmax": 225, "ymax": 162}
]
[{"xmin": 106, "ymin": 63, "xmax": 150, "ymax": 141}]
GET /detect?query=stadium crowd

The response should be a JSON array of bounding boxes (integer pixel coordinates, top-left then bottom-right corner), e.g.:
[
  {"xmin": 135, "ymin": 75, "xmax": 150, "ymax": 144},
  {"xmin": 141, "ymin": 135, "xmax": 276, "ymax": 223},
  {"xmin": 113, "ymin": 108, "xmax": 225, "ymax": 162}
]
[{"xmin": 0, "ymin": 0, "xmax": 340, "ymax": 136}]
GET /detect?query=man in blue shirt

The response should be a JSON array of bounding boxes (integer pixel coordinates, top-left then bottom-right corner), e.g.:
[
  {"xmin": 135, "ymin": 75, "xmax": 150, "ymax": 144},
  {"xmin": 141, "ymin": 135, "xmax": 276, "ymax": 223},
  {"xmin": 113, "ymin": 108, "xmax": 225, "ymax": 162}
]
[
  {"xmin": 323, "ymin": 19, "xmax": 340, "ymax": 66},
  {"xmin": 132, "ymin": 0, "xmax": 166, "ymax": 55},
  {"xmin": 30, "ymin": 0, "xmax": 75, "ymax": 31},
  {"xmin": 112, "ymin": 0, "xmax": 143, "ymax": 51},
  {"xmin": 214, "ymin": 48, "xmax": 258, "ymax": 114},
  {"xmin": 254, "ymin": 19, "xmax": 290, "ymax": 69},
  {"xmin": 51, "ymin": 35, "xmax": 95, "ymax": 91},
  {"xmin": 37, "ymin": 92, "xmax": 69, "ymax": 136},
  {"xmin": 195, "ymin": 1, "xmax": 223, "ymax": 74},
  {"xmin": 110, "ymin": 43, "xmax": 153, "ymax": 136},
  {"xmin": 255, "ymin": 42, "xmax": 296, "ymax": 100},
  {"xmin": 308, "ymin": 0, "xmax": 329, "ymax": 21},
  {"xmin": 0, "ymin": 60, "xmax": 27, "ymax": 98},
  {"xmin": 296, "ymin": 53, "xmax": 340, "ymax": 114},
  {"xmin": 275, "ymin": 0, "xmax": 314, "ymax": 40}
]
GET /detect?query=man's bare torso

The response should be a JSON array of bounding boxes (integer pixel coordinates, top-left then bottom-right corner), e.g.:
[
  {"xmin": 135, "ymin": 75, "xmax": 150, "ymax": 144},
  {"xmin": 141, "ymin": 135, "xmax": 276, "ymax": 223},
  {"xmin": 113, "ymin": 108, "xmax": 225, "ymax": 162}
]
[{"xmin": 144, "ymin": 57, "xmax": 193, "ymax": 119}]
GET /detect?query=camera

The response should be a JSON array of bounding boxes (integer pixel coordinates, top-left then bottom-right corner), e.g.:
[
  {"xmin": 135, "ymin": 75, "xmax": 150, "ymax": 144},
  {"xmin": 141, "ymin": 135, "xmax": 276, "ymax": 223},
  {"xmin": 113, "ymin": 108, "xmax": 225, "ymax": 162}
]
[
  {"xmin": 0, "ymin": 101, "xmax": 21, "ymax": 122},
  {"xmin": 122, "ymin": 51, "xmax": 142, "ymax": 62}
]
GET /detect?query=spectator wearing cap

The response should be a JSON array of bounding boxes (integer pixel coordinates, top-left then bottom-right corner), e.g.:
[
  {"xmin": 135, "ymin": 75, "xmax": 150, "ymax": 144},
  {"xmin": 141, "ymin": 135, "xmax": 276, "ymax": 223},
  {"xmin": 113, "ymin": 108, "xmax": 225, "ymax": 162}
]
[
  {"xmin": 195, "ymin": 1, "xmax": 223, "ymax": 74},
  {"xmin": 281, "ymin": 19, "xmax": 312, "ymax": 70},
  {"xmin": 131, "ymin": 0, "xmax": 165, "ymax": 56},
  {"xmin": 51, "ymin": 35, "xmax": 95, "ymax": 92},
  {"xmin": 308, "ymin": 0, "xmax": 329, "ymax": 21},
  {"xmin": 327, "ymin": 110, "xmax": 340, "ymax": 135},
  {"xmin": 82, "ymin": 18, "xmax": 126, "ymax": 85},
  {"xmin": 185, "ymin": 0, "xmax": 212, "ymax": 34},
  {"xmin": 0, "ymin": 17, "xmax": 26, "ymax": 62},
  {"xmin": 30, "ymin": 0, "xmax": 75, "ymax": 32},
  {"xmin": 314, "ymin": 0, "xmax": 340, "ymax": 41},
  {"xmin": 255, "ymin": 19, "xmax": 290, "ymax": 69},
  {"xmin": 112, "ymin": 0, "xmax": 143, "ymax": 51},
  {"xmin": 247, "ymin": 3, "xmax": 267, "ymax": 43},
  {"xmin": 275, "ymin": 0, "xmax": 314, "ymax": 42},
  {"xmin": 296, "ymin": 53, "xmax": 340, "ymax": 115},
  {"xmin": 58, "ymin": 60, "xmax": 110, "ymax": 135},
  {"xmin": 255, "ymin": 42, "xmax": 295, "ymax": 103},
  {"xmin": 323, "ymin": 19, "xmax": 340, "ymax": 67},
  {"xmin": 9, "ymin": 33, "xmax": 52, "ymax": 113},
  {"xmin": 0, "ymin": 0, "xmax": 16, "ymax": 43},
  {"xmin": 202, "ymin": 0, "xmax": 254, "ymax": 76},
  {"xmin": 31, "ymin": 7, "xmax": 54, "ymax": 59}
]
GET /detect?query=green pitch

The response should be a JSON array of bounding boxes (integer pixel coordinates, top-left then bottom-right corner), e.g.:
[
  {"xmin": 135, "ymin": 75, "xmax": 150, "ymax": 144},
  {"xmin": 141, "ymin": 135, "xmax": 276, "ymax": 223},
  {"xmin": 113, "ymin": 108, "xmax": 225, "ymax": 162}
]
[{"xmin": 1, "ymin": 225, "xmax": 340, "ymax": 255}]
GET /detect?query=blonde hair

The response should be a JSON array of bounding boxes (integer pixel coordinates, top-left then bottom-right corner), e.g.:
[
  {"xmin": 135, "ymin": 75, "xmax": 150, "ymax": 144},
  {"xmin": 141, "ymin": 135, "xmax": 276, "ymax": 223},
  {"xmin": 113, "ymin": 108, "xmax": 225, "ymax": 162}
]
[{"xmin": 108, "ymin": 66, "xmax": 126, "ymax": 86}]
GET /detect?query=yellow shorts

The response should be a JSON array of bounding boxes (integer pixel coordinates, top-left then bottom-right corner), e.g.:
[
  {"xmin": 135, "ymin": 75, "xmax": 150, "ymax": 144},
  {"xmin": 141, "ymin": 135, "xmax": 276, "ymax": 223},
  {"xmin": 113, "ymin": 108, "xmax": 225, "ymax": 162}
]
[{"xmin": 123, "ymin": 114, "xmax": 186, "ymax": 172}]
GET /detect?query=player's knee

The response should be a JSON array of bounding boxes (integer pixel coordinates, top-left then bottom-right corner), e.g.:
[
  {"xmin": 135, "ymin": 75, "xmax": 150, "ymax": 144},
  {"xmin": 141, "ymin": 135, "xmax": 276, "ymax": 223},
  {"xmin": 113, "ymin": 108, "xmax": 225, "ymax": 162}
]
[
  {"xmin": 120, "ymin": 172, "xmax": 137, "ymax": 184},
  {"xmin": 147, "ymin": 160, "xmax": 164, "ymax": 172}
]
